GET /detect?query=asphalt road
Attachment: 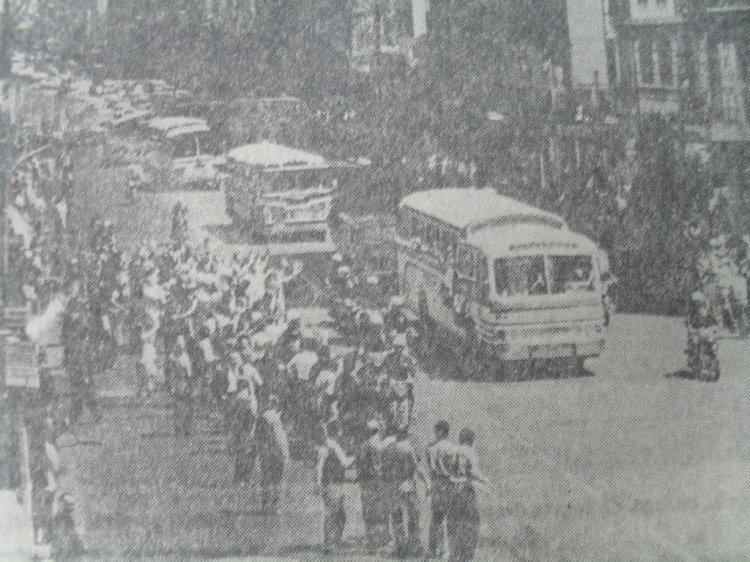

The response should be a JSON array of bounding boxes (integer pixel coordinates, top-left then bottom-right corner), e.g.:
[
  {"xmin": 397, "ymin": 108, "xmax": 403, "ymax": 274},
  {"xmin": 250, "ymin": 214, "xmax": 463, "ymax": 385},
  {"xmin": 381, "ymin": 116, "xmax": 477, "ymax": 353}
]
[
  {"xmin": 55, "ymin": 140, "xmax": 750, "ymax": 560},
  {"xmin": 52, "ymin": 312, "xmax": 750, "ymax": 561}
]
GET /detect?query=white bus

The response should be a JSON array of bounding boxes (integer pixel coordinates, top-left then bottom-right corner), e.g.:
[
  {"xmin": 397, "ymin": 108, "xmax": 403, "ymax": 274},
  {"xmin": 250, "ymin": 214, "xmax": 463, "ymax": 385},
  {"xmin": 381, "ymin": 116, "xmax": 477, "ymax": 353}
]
[
  {"xmin": 396, "ymin": 188, "xmax": 608, "ymax": 379},
  {"xmin": 224, "ymin": 141, "xmax": 344, "ymax": 251},
  {"xmin": 144, "ymin": 116, "xmax": 226, "ymax": 190}
]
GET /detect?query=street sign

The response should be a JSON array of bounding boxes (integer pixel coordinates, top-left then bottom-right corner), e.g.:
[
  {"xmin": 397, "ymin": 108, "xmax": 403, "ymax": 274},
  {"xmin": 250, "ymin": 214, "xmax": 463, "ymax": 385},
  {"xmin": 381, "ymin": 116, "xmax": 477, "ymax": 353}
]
[{"xmin": 1, "ymin": 336, "xmax": 39, "ymax": 389}]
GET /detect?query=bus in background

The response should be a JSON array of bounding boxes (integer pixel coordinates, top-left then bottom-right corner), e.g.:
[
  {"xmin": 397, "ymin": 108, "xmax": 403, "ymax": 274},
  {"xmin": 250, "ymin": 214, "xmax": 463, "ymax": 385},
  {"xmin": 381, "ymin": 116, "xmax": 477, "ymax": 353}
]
[
  {"xmin": 143, "ymin": 116, "xmax": 226, "ymax": 191},
  {"xmin": 396, "ymin": 188, "xmax": 608, "ymax": 379},
  {"xmin": 224, "ymin": 141, "xmax": 348, "ymax": 252}
]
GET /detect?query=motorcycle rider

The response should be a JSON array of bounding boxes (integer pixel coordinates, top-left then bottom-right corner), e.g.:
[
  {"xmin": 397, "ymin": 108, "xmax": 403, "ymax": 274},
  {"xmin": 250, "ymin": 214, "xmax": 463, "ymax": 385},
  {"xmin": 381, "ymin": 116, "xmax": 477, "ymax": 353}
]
[{"xmin": 686, "ymin": 291, "xmax": 720, "ymax": 381}]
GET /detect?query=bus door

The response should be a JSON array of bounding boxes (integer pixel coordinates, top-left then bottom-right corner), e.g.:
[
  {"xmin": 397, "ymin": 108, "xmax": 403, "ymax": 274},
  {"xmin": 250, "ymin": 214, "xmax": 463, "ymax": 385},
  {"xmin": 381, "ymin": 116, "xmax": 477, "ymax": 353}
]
[{"xmin": 453, "ymin": 244, "xmax": 478, "ymax": 323}]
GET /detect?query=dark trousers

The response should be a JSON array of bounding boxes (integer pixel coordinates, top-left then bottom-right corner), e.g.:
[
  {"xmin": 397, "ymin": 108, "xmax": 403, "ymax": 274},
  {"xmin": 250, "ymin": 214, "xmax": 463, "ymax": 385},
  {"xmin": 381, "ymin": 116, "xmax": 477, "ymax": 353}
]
[
  {"xmin": 428, "ymin": 479, "xmax": 452, "ymax": 557},
  {"xmin": 391, "ymin": 489, "xmax": 422, "ymax": 557},
  {"xmin": 260, "ymin": 452, "xmax": 285, "ymax": 509},
  {"xmin": 447, "ymin": 485, "xmax": 480, "ymax": 561},
  {"xmin": 360, "ymin": 480, "xmax": 388, "ymax": 552},
  {"xmin": 173, "ymin": 398, "xmax": 193, "ymax": 437},
  {"xmin": 322, "ymin": 483, "xmax": 347, "ymax": 550},
  {"xmin": 69, "ymin": 383, "xmax": 98, "ymax": 424},
  {"xmin": 233, "ymin": 449, "xmax": 256, "ymax": 484}
]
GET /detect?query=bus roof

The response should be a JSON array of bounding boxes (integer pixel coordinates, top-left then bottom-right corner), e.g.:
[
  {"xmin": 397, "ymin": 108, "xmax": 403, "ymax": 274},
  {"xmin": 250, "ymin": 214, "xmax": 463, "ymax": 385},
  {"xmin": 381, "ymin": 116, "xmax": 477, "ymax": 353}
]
[
  {"xmin": 466, "ymin": 224, "xmax": 598, "ymax": 258},
  {"xmin": 147, "ymin": 116, "xmax": 208, "ymax": 133},
  {"xmin": 227, "ymin": 141, "xmax": 329, "ymax": 170},
  {"xmin": 400, "ymin": 188, "xmax": 565, "ymax": 232}
]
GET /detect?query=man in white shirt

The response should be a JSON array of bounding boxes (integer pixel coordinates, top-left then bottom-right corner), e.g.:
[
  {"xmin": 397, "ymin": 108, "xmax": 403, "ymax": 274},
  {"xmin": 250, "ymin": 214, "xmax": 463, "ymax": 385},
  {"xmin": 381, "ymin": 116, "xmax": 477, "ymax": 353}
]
[
  {"xmin": 447, "ymin": 428, "xmax": 485, "ymax": 562},
  {"xmin": 316, "ymin": 421, "xmax": 356, "ymax": 553},
  {"xmin": 425, "ymin": 420, "xmax": 456, "ymax": 558},
  {"xmin": 239, "ymin": 362, "xmax": 263, "ymax": 417},
  {"xmin": 288, "ymin": 345, "xmax": 319, "ymax": 382}
]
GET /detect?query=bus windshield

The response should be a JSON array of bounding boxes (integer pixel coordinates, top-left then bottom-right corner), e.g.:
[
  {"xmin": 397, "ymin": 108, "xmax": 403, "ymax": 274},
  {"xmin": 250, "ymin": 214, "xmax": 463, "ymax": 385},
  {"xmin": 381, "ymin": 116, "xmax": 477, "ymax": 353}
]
[
  {"xmin": 494, "ymin": 256, "xmax": 548, "ymax": 297},
  {"xmin": 549, "ymin": 255, "xmax": 595, "ymax": 294},
  {"xmin": 494, "ymin": 254, "xmax": 595, "ymax": 297}
]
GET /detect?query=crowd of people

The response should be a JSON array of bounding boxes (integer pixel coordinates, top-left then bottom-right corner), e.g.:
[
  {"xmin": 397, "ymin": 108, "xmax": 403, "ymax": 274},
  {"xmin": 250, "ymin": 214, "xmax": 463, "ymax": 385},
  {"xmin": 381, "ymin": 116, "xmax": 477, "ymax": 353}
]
[
  {"xmin": 0, "ymin": 124, "xmax": 86, "ymax": 559},
  {"xmin": 42, "ymin": 195, "xmax": 490, "ymax": 558},
  {"xmin": 5, "ymin": 133, "xmax": 73, "ymax": 315}
]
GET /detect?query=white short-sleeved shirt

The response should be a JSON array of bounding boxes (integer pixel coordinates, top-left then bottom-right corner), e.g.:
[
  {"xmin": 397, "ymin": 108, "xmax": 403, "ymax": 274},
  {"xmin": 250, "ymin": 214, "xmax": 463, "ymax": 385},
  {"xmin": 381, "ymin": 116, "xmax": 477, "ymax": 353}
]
[{"xmin": 288, "ymin": 350, "xmax": 319, "ymax": 381}]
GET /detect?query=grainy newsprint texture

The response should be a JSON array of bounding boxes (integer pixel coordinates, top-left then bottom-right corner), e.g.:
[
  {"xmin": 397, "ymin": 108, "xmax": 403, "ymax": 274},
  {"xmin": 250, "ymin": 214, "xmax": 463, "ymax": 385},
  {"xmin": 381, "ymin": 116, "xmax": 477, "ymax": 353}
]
[{"xmin": 0, "ymin": 1, "xmax": 749, "ymax": 560}]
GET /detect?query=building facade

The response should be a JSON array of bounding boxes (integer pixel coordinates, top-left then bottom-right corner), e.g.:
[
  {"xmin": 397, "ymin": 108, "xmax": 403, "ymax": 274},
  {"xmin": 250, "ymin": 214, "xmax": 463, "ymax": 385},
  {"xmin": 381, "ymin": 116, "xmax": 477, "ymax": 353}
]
[
  {"xmin": 609, "ymin": 0, "xmax": 700, "ymax": 117},
  {"xmin": 610, "ymin": 0, "xmax": 749, "ymax": 226},
  {"xmin": 566, "ymin": 0, "xmax": 610, "ymax": 89},
  {"xmin": 351, "ymin": 0, "xmax": 415, "ymax": 72},
  {"xmin": 703, "ymin": 1, "xmax": 750, "ymax": 229}
]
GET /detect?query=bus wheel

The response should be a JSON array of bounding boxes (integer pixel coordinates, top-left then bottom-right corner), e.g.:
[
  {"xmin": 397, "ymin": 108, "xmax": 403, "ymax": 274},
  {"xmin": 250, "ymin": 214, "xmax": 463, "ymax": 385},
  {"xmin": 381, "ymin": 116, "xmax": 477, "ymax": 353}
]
[
  {"xmin": 462, "ymin": 353, "xmax": 486, "ymax": 380},
  {"xmin": 501, "ymin": 360, "xmax": 531, "ymax": 381},
  {"xmin": 575, "ymin": 356, "xmax": 587, "ymax": 377}
]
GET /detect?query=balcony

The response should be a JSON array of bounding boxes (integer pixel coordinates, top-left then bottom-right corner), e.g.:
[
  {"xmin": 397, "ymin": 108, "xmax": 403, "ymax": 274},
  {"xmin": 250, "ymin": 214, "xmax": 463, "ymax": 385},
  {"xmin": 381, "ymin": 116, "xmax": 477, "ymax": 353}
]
[{"xmin": 705, "ymin": 0, "xmax": 750, "ymax": 13}]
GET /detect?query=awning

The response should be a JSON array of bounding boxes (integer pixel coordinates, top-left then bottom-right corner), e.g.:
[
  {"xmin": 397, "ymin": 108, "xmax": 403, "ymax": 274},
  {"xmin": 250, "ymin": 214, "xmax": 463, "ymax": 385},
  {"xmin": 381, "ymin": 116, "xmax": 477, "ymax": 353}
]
[
  {"xmin": 166, "ymin": 123, "xmax": 211, "ymax": 138},
  {"xmin": 147, "ymin": 116, "xmax": 207, "ymax": 133}
]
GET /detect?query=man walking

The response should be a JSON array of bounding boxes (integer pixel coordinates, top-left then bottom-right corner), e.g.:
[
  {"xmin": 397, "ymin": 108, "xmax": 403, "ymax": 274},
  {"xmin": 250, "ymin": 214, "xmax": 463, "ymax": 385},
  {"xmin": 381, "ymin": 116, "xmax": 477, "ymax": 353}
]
[
  {"xmin": 68, "ymin": 326, "xmax": 101, "ymax": 425},
  {"xmin": 168, "ymin": 335, "xmax": 194, "ymax": 438},
  {"xmin": 383, "ymin": 334, "xmax": 416, "ymax": 432},
  {"xmin": 357, "ymin": 419, "xmax": 391, "ymax": 554},
  {"xmin": 383, "ymin": 427, "xmax": 429, "ymax": 558},
  {"xmin": 257, "ymin": 395, "xmax": 290, "ymax": 514},
  {"xmin": 425, "ymin": 420, "xmax": 455, "ymax": 558},
  {"xmin": 228, "ymin": 379, "xmax": 257, "ymax": 485},
  {"xmin": 316, "ymin": 420, "xmax": 355, "ymax": 554},
  {"xmin": 447, "ymin": 428, "xmax": 486, "ymax": 561}
]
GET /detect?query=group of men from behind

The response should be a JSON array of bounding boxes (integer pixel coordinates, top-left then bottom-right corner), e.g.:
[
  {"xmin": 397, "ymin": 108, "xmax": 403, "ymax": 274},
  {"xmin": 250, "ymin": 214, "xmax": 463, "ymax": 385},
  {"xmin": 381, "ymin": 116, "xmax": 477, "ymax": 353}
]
[{"xmin": 317, "ymin": 418, "xmax": 484, "ymax": 560}]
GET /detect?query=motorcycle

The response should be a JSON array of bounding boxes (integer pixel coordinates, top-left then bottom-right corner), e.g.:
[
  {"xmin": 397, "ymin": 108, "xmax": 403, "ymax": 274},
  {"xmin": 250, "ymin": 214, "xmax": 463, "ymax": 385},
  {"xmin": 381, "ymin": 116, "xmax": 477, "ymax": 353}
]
[{"xmin": 686, "ymin": 325, "xmax": 720, "ymax": 382}]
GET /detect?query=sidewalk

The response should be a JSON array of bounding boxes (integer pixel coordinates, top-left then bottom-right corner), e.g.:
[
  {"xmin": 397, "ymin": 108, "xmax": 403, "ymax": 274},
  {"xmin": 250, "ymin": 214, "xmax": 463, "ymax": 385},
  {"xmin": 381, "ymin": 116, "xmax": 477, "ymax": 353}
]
[{"xmin": 51, "ymin": 335, "xmax": 375, "ymax": 559}]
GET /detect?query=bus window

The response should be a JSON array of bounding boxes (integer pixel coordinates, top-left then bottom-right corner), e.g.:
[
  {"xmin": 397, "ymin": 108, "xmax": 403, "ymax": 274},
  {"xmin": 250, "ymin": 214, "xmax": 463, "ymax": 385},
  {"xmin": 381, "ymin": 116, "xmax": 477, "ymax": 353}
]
[
  {"xmin": 445, "ymin": 232, "xmax": 456, "ymax": 259},
  {"xmin": 397, "ymin": 212, "xmax": 408, "ymax": 238},
  {"xmin": 455, "ymin": 247, "xmax": 468, "ymax": 277},
  {"xmin": 548, "ymin": 255, "xmax": 595, "ymax": 294},
  {"xmin": 475, "ymin": 255, "xmax": 490, "ymax": 303},
  {"xmin": 494, "ymin": 256, "xmax": 548, "ymax": 297},
  {"xmin": 426, "ymin": 225, "xmax": 436, "ymax": 250},
  {"xmin": 416, "ymin": 221, "xmax": 426, "ymax": 245}
]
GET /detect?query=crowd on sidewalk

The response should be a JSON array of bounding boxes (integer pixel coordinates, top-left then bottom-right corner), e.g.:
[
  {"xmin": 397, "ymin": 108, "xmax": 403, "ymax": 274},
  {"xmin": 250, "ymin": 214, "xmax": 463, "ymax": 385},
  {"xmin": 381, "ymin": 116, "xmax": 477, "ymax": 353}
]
[
  {"xmin": 0, "ymin": 124, "xmax": 85, "ymax": 559},
  {"xmin": 30, "ymin": 192, "xmax": 489, "ymax": 559}
]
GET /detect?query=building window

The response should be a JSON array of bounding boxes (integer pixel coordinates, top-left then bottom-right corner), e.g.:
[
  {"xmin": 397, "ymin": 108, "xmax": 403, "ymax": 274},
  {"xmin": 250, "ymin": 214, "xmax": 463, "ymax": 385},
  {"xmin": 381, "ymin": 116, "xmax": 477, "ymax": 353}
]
[
  {"xmin": 657, "ymin": 38, "xmax": 673, "ymax": 85},
  {"xmin": 606, "ymin": 41, "xmax": 618, "ymax": 86},
  {"xmin": 638, "ymin": 39, "xmax": 655, "ymax": 84}
]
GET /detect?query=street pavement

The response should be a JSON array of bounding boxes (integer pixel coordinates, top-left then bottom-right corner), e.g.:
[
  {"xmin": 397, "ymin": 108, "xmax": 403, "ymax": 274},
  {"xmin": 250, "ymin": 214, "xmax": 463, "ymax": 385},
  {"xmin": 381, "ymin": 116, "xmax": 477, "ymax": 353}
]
[
  {"xmin": 53, "ymin": 312, "xmax": 750, "ymax": 561},
  {"xmin": 55, "ymin": 139, "xmax": 750, "ymax": 560}
]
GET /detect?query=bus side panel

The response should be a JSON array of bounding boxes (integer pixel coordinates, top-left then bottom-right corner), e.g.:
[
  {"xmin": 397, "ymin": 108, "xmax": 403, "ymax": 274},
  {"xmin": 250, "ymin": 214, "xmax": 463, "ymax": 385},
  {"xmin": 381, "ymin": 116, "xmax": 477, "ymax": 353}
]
[
  {"xmin": 226, "ymin": 174, "xmax": 256, "ymax": 225},
  {"xmin": 398, "ymin": 251, "xmax": 465, "ymax": 339}
]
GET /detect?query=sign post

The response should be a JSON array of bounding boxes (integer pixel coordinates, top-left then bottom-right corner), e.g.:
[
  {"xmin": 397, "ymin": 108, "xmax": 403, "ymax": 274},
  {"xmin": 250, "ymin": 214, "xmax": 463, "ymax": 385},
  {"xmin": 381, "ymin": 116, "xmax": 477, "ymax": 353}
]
[{"xmin": 0, "ymin": 333, "xmax": 39, "ymax": 389}]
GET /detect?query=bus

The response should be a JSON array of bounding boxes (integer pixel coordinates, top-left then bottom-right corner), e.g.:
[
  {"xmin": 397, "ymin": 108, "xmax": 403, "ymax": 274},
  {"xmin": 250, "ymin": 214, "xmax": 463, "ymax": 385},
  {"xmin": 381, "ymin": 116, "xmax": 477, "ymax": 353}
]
[
  {"xmin": 224, "ymin": 141, "xmax": 345, "ymax": 251},
  {"xmin": 143, "ymin": 116, "xmax": 226, "ymax": 191},
  {"xmin": 396, "ymin": 188, "xmax": 608, "ymax": 379}
]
